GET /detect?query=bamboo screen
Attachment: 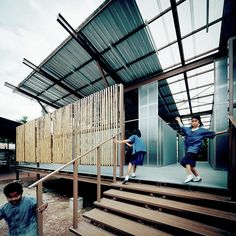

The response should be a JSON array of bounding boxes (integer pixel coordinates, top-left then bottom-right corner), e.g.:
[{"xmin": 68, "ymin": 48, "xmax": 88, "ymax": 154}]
[
  {"xmin": 36, "ymin": 113, "xmax": 52, "ymax": 163},
  {"xmin": 16, "ymin": 84, "xmax": 122, "ymax": 165},
  {"xmin": 74, "ymin": 85, "xmax": 119, "ymax": 166}
]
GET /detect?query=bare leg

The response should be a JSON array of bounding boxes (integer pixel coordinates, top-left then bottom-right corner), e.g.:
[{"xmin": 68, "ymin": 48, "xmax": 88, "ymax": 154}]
[
  {"xmin": 191, "ymin": 167, "xmax": 200, "ymax": 177},
  {"xmin": 185, "ymin": 164, "xmax": 193, "ymax": 175},
  {"xmin": 127, "ymin": 162, "xmax": 133, "ymax": 176},
  {"xmin": 133, "ymin": 164, "xmax": 137, "ymax": 174}
]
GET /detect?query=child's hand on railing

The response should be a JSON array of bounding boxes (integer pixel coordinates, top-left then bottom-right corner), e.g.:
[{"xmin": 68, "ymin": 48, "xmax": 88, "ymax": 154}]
[{"xmin": 37, "ymin": 203, "xmax": 48, "ymax": 212}]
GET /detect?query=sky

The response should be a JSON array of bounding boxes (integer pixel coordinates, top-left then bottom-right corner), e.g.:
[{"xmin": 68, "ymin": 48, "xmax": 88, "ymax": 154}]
[{"xmin": 0, "ymin": 0, "xmax": 104, "ymax": 122}]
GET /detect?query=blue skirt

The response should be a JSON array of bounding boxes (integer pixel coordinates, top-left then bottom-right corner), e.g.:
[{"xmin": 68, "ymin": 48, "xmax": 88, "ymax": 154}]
[{"xmin": 130, "ymin": 151, "xmax": 146, "ymax": 165}]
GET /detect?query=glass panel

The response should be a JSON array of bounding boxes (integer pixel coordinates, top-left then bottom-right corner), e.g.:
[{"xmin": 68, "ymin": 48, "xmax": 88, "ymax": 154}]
[
  {"xmin": 191, "ymin": 95, "xmax": 213, "ymax": 107},
  {"xmin": 190, "ymin": 85, "xmax": 214, "ymax": 98},
  {"xmin": 158, "ymin": 43, "xmax": 181, "ymax": 69},
  {"xmin": 188, "ymin": 71, "xmax": 214, "ymax": 90},
  {"xmin": 166, "ymin": 74, "xmax": 184, "ymax": 84},
  {"xmin": 136, "ymin": 0, "xmax": 170, "ymax": 22},
  {"xmin": 192, "ymin": 104, "xmax": 212, "ymax": 113},
  {"xmin": 182, "ymin": 22, "xmax": 222, "ymax": 60},
  {"xmin": 187, "ymin": 63, "xmax": 214, "ymax": 77},
  {"xmin": 149, "ymin": 11, "xmax": 176, "ymax": 49},
  {"xmin": 168, "ymin": 80, "xmax": 186, "ymax": 94},
  {"xmin": 178, "ymin": 0, "xmax": 207, "ymax": 36},
  {"xmin": 178, "ymin": 108, "xmax": 191, "ymax": 115},
  {"xmin": 172, "ymin": 92, "xmax": 188, "ymax": 103},
  {"xmin": 209, "ymin": 0, "xmax": 224, "ymax": 22}
]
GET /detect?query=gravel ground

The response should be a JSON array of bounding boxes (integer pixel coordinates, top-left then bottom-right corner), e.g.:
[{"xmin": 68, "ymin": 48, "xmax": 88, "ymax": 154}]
[{"xmin": 0, "ymin": 173, "xmax": 90, "ymax": 236}]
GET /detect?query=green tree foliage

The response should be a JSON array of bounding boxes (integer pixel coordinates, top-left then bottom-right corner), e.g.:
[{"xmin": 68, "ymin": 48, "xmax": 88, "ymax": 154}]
[{"xmin": 17, "ymin": 115, "xmax": 28, "ymax": 124}]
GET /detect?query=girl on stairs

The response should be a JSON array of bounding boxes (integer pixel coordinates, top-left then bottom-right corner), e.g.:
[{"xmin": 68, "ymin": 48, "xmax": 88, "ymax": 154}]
[
  {"xmin": 175, "ymin": 115, "xmax": 227, "ymax": 183},
  {"xmin": 115, "ymin": 128, "xmax": 146, "ymax": 184}
]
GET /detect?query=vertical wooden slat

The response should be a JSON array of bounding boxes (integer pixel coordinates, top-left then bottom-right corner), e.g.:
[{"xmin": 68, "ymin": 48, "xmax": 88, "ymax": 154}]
[
  {"xmin": 36, "ymin": 182, "xmax": 43, "ymax": 236},
  {"xmin": 16, "ymin": 125, "xmax": 25, "ymax": 162},
  {"xmin": 97, "ymin": 146, "xmax": 101, "ymax": 202}
]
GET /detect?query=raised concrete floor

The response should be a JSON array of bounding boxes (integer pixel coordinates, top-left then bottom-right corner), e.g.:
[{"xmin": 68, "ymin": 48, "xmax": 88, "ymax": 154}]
[{"xmin": 18, "ymin": 162, "xmax": 228, "ymax": 192}]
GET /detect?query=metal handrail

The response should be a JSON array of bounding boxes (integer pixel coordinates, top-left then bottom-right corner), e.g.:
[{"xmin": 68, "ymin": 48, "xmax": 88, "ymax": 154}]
[{"xmin": 29, "ymin": 132, "xmax": 120, "ymax": 189}]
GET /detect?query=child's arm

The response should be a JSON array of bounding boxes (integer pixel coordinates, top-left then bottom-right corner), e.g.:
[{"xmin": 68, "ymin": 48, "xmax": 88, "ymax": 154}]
[
  {"xmin": 37, "ymin": 203, "xmax": 48, "ymax": 212},
  {"xmin": 126, "ymin": 142, "xmax": 132, "ymax": 148},
  {"xmin": 215, "ymin": 129, "xmax": 228, "ymax": 135},
  {"xmin": 175, "ymin": 116, "xmax": 183, "ymax": 127}
]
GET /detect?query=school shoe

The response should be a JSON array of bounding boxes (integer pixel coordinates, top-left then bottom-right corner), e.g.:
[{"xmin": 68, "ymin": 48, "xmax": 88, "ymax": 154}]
[
  {"xmin": 131, "ymin": 173, "xmax": 136, "ymax": 178},
  {"xmin": 122, "ymin": 176, "xmax": 129, "ymax": 184},
  {"xmin": 192, "ymin": 176, "xmax": 202, "ymax": 182},
  {"xmin": 184, "ymin": 175, "xmax": 193, "ymax": 183}
]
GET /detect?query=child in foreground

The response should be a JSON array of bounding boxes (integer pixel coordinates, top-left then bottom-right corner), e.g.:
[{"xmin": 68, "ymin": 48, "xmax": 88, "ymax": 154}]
[
  {"xmin": 176, "ymin": 115, "xmax": 227, "ymax": 183},
  {"xmin": 0, "ymin": 181, "xmax": 48, "ymax": 236}
]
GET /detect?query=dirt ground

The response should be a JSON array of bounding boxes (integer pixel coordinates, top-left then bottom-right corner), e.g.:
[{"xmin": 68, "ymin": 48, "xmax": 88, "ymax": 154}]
[{"xmin": 0, "ymin": 172, "xmax": 90, "ymax": 236}]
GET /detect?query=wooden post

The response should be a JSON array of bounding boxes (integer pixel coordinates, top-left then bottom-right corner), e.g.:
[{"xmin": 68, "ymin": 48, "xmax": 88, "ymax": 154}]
[
  {"xmin": 119, "ymin": 85, "xmax": 125, "ymax": 177},
  {"xmin": 113, "ymin": 138, "xmax": 117, "ymax": 183},
  {"xmin": 228, "ymin": 37, "xmax": 236, "ymax": 201},
  {"xmin": 36, "ymin": 182, "xmax": 43, "ymax": 236},
  {"xmin": 97, "ymin": 146, "xmax": 101, "ymax": 202},
  {"xmin": 73, "ymin": 160, "xmax": 78, "ymax": 229}
]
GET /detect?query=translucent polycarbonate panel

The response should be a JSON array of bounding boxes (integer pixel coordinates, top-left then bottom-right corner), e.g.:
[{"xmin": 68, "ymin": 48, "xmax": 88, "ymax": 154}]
[
  {"xmin": 148, "ymin": 11, "xmax": 176, "ymax": 49},
  {"xmin": 190, "ymin": 85, "xmax": 214, "ymax": 98},
  {"xmin": 172, "ymin": 91, "xmax": 188, "ymax": 103},
  {"xmin": 182, "ymin": 22, "xmax": 222, "ymax": 60},
  {"xmin": 209, "ymin": 0, "xmax": 224, "ymax": 22},
  {"xmin": 177, "ymin": 0, "xmax": 224, "ymax": 36},
  {"xmin": 192, "ymin": 104, "xmax": 212, "ymax": 113},
  {"xmin": 168, "ymin": 80, "xmax": 186, "ymax": 94},
  {"xmin": 158, "ymin": 43, "xmax": 181, "ymax": 70},
  {"xmin": 136, "ymin": 0, "xmax": 170, "ymax": 22},
  {"xmin": 191, "ymin": 95, "xmax": 213, "ymax": 107},
  {"xmin": 187, "ymin": 63, "xmax": 214, "ymax": 77},
  {"xmin": 176, "ymin": 101, "xmax": 189, "ymax": 110},
  {"xmin": 178, "ymin": 108, "xmax": 191, "ymax": 116},
  {"xmin": 188, "ymin": 71, "xmax": 214, "ymax": 89},
  {"xmin": 166, "ymin": 74, "xmax": 184, "ymax": 84}
]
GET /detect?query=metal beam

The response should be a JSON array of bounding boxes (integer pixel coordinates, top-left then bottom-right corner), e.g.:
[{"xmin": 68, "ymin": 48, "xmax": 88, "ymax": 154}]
[
  {"xmin": 23, "ymin": 58, "xmax": 83, "ymax": 99},
  {"xmin": 57, "ymin": 13, "xmax": 124, "ymax": 84},
  {"xmin": 4, "ymin": 82, "xmax": 60, "ymax": 109},
  {"xmin": 96, "ymin": 60, "xmax": 109, "ymax": 87},
  {"xmin": 125, "ymin": 52, "xmax": 221, "ymax": 92},
  {"xmin": 170, "ymin": 0, "xmax": 192, "ymax": 114}
]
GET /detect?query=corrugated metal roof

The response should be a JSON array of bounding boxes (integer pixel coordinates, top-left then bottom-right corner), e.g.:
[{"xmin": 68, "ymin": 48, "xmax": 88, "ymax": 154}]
[{"xmin": 18, "ymin": 0, "xmax": 162, "ymax": 108}]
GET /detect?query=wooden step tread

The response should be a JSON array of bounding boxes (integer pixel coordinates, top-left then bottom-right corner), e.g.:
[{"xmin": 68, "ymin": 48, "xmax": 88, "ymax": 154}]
[
  {"xmin": 95, "ymin": 198, "xmax": 229, "ymax": 236},
  {"xmin": 69, "ymin": 221, "xmax": 115, "ymax": 236},
  {"xmin": 104, "ymin": 189, "xmax": 236, "ymax": 223},
  {"xmin": 112, "ymin": 182, "xmax": 234, "ymax": 203},
  {"xmin": 83, "ymin": 208, "xmax": 171, "ymax": 236}
]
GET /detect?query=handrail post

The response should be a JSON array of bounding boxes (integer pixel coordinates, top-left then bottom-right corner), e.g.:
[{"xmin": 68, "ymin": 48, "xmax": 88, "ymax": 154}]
[
  {"xmin": 97, "ymin": 146, "xmax": 101, "ymax": 202},
  {"xmin": 113, "ymin": 138, "xmax": 117, "ymax": 183},
  {"xmin": 36, "ymin": 182, "xmax": 43, "ymax": 236},
  {"xmin": 73, "ymin": 159, "xmax": 78, "ymax": 229}
]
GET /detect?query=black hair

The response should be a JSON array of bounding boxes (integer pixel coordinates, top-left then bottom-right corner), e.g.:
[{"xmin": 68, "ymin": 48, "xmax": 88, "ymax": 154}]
[
  {"xmin": 133, "ymin": 128, "xmax": 141, "ymax": 137},
  {"xmin": 4, "ymin": 182, "xmax": 23, "ymax": 197},
  {"xmin": 191, "ymin": 114, "xmax": 203, "ymax": 127}
]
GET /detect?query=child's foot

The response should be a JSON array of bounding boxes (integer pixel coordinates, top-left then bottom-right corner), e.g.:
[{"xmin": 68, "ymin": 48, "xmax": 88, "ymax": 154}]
[
  {"xmin": 184, "ymin": 175, "xmax": 193, "ymax": 183},
  {"xmin": 131, "ymin": 173, "xmax": 136, "ymax": 178},
  {"xmin": 122, "ymin": 176, "xmax": 129, "ymax": 184},
  {"xmin": 192, "ymin": 176, "xmax": 202, "ymax": 182}
]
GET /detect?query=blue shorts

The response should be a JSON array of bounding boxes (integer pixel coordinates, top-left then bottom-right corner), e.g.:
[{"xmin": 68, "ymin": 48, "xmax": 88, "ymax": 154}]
[
  {"xmin": 181, "ymin": 152, "xmax": 198, "ymax": 167},
  {"xmin": 130, "ymin": 151, "xmax": 146, "ymax": 165}
]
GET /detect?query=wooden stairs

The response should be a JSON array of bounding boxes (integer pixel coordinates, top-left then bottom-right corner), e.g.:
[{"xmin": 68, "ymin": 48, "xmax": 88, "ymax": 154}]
[{"xmin": 70, "ymin": 182, "xmax": 236, "ymax": 235}]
